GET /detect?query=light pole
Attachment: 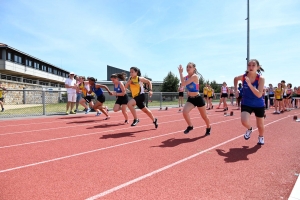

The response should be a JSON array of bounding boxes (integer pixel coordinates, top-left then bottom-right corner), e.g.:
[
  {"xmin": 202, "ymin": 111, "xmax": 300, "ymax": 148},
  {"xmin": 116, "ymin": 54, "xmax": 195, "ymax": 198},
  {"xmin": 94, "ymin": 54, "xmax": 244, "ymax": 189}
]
[{"xmin": 246, "ymin": 0, "xmax": 250, "ymax": 66}]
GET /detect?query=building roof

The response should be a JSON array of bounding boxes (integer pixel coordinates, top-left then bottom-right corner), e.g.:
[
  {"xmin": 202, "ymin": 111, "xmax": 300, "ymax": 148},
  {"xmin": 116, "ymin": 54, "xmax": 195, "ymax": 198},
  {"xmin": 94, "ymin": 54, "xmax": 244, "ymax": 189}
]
[{"xmin": 0, "ymin": 43, "xmax": 69, "ymax": 73}]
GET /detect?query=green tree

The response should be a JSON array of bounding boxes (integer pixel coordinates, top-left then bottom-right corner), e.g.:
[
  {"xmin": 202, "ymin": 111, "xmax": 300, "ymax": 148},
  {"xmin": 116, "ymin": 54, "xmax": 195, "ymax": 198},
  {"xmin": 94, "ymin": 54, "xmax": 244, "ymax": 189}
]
[
  {"xmin": 210, "ymin": 80, "xmax": 220, "ymax": 93},
  {"xmin": 161, "ymin": 71, "xmax": 179, "ymax": 92}
]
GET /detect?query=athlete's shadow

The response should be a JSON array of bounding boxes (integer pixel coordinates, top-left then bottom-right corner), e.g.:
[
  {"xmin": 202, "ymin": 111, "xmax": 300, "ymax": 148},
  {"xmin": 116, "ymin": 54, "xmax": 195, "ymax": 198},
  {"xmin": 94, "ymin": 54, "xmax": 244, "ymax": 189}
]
[
  {"xmin": 87, "ymin": 123, "xmax": 125, "ymax": 129},
  {"xmin": 67, "ymin": 120, "xmax": 98, "ymax": 124},
  {"xmin": 152, "ymin": 135, "xmax": 207, "ymax": 148},
  {"xmin": 216, "ymin": 145, "xmax": 261, "ymax": 163},
  {"xmin": 59, "ymin": 116, "xmax": 85, "ymax": 119},
  {"xmin": 100, "ymin": 129, "xmax": 153, "ymax": 139}
]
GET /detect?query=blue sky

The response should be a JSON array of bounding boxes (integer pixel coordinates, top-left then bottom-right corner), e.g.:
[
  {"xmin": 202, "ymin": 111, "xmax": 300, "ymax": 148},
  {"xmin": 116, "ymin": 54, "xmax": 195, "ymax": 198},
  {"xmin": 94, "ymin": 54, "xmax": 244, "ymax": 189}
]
[{"xmin": 1, "ymin": 0, "xmax": 299, "ymax": 86}]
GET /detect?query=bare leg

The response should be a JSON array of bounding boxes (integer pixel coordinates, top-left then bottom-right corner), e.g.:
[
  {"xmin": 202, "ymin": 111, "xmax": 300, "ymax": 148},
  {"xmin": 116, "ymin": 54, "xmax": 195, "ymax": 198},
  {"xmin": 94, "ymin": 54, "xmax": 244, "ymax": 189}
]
[{"xmin": 182, "ymin": 102, "xmax": 195, "ymax": 127}]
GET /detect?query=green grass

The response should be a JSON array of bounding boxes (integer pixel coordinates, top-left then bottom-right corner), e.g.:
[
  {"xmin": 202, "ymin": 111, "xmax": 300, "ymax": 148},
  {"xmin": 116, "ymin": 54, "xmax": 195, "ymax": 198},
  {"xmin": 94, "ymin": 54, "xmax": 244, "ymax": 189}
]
[{"xmin": 0, "ymin": 99, "xmax": 224, "ymax": 118}]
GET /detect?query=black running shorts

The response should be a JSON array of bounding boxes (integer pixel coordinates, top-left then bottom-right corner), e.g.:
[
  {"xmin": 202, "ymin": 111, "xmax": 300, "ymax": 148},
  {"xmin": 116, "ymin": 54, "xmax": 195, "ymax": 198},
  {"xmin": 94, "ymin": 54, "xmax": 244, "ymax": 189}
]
[
  {"xmin": 187, "ymin": 95, "xmax": 205, "ymax": 107},
  {"xmin": 115, "ymin": 94, "xmax": 129, "ymax": 105},
  {"xmin": 133, "ymin": 93, "xmax": 145, "ymax": 109},
  {"xmin": 241, "ymin": 104, "xmax": 265, "ymax": 118}
]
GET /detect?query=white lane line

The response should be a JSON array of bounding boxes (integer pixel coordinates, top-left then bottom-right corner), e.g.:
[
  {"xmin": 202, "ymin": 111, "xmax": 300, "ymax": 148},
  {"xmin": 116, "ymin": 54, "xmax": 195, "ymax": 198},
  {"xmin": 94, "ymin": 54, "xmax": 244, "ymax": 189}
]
[
  {"xmin": 0, "ymin": 112, "xmax": 203, "ymax": 136},
  {"xmin": 289, "ymin": 174, "xmax": 300, "ymax": 200},
  {"xmin": 0, "ymin": 108, "xmax": 172, "ymax": 128},
  {"xmin": 0, "ymin": 117, "xmax": 239, "ymax": 173},
  {"xmin": 85, "ymin": 115, "xmax": 291, "ymax": 200},
  {"xmin": 0, "ymin": 113, "xmax": 225, "ymax": 149}
]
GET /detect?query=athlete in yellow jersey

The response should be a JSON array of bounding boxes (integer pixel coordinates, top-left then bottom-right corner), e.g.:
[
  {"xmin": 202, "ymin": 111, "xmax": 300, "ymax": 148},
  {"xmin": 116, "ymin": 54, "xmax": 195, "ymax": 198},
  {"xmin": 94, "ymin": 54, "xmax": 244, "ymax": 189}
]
[
  {"xmin": 125, "ymin": 67, "xmax": 158, "ymax": 128},
  {"xmin": 0, "ymin": 82, "xmax": 7, "ymax": 112},
  {"xmin": 274, "ymin": 83, "xmax": 284, "ymax": 114},
  {"xmin": 78, "ymin": 76, "xmax": 95, "ymax": 114},
  {"xmin": 206, "ymin": 85, "xmax": 214, "ymax": 110},
  {"xmin": 203, "ymin": 84, "xmax": 209, "ymax": 108}
]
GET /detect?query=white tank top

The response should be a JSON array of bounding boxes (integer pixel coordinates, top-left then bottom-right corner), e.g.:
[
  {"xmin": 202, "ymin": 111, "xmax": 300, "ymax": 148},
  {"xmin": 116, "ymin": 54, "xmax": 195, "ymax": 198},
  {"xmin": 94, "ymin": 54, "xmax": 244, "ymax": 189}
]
[{"xmin": 222, "ymin": 86, "xmax": 227, "ymax": 93}]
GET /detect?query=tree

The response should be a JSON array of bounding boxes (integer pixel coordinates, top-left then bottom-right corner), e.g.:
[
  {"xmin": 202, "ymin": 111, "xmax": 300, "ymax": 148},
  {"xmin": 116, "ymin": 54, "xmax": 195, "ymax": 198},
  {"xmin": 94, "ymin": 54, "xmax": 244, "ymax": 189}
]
[
  {"xmin": 210, "ymin": 80, "xmax": 220, "ymax": 93},
  {"xmin": 161, "ymin": 71, "xmax": 179, "ymax": 92}
]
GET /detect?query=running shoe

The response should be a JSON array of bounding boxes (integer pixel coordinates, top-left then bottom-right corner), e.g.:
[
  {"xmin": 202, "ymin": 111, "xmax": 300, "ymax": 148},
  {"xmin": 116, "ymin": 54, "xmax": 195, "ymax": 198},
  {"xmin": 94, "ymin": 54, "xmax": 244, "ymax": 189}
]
[
  {"xmin": 153, "ymin": 118, "xmax": 158, "ymax": 128},
  {"xmin": 104, "ymin": 116, "xmax": 110, "ymax": 120},
  {"xmin": 85, "ymin": 108, "xmax": 91, "ymax": 114},
  {"xmin": 257, "ymin": 136, "xmax": 264, "ymax": 145},
  {"xmin": 184, "ymin": 126, "xmax": 193, "ymax": 134},
  {"xmin": 131, "ymin": 119, "xmax": 139, "ymax": 126},
  {"xmin": 205, "ymin": 127, "xmax": 211, "ymax": 136},
  {"xmin": 124, "ymin": 120, "xmax": 129, "ymax": 124},
  {"xmin": 95, "ymin": 112, "xmax": 102, "ymax": 116},
  {"xmin": 70, "ymin": 111, "xmax": 76, "ymax": 114},
  {"xmin": 244, "ymin": 127, "xmax": 253, "ymax": 140},
  {"xmin": 65, "ymin": 112, "xmax": 69, "ymax": 115},
  {"xmin": 1, "ymin": 108, "xmax": 4, "ymax": 112},
  {"xmin": 74, "ymin": 109, "xmax": 77, "ymax": 112}
]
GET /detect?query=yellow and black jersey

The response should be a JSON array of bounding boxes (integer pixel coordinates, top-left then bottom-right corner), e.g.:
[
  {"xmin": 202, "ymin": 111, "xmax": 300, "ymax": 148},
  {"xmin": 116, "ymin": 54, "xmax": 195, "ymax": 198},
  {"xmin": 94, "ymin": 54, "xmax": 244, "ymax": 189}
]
[{"xmin": 130, "ymin": 76, "xmax": 144, "ymax": 98}]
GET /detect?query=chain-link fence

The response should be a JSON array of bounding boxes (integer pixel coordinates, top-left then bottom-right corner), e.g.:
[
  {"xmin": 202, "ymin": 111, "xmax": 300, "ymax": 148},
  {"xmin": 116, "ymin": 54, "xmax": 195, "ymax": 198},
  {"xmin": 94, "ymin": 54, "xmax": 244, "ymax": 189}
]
[{"xmin": 0, "ymin": 90, "xmax": 228, "ymax": 118}]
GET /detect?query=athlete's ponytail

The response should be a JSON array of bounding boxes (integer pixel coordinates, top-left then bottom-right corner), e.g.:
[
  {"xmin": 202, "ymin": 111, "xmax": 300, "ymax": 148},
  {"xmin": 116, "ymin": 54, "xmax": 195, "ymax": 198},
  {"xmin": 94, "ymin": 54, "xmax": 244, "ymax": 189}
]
[
  {"xmin": 187, "ymin": 62, "xmax": 204, "ymax": 80},
  {"xmin": 111, "ymin": 72, "xmax": 127, "ymax": 81}
]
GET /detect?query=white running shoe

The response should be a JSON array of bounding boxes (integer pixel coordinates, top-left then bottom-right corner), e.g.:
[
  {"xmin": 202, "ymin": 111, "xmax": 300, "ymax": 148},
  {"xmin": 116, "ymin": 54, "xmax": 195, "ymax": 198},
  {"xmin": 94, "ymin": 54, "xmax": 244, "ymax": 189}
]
[
  {"xmin": 257, "ymin": 136, "xmax": 264, "ymax": 145},
  {"xmin": 244, "ymin": 127, "xmax": 253, "ymax": 140}
]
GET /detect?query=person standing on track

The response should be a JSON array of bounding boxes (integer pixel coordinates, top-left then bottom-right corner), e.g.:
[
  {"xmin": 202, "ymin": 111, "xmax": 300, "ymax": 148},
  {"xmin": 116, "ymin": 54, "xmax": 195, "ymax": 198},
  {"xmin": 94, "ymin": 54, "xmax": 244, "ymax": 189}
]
[
  {"xmin": 125, "ymin": 67, "xmax": 158, "ymax": 128},
  {"xmin": 110, "ymin": 72, "xmax": 129, "ymax": 124},
  {"xmin": 178, "ymin": 83, "xmax": 185, "ymax": 107},
  {"xmin": 178, "ymin": 62, "xmax": 211, "ymax": 135},
  {"xmin": 203, "ymin": 84, "xmax": 209, "ymax": 108},
  {"xmin": 274, "ymin": 83, "xmax": 284, "ymax": 114},
  {"xmin": 229, "ymin": 87, "xmax": 234, "ymax": 106},
  {"xmin": 220, "ymin": 82, "xmax": 229, "ymax": 111},
  {"xmin": 0, "ymin": 82, "xmax": 7, "ymax": 112},
  {"xmin": 88, "ymin": 77, "xmax": 112, "ymax": 119},
  {"xmin": 206, "ymin": 84, "xmax": 214, "ymax": 110},
  {"xmin": 237, "ymin": 83, "xmax": 243, "ymax": 110},
  {"xmin": 234, "ymin": 59, "xmax": 265, "ymax": 145},
  {"xmin": 65, "ymin": 72, "xmax": 77, "ymax": 115}
]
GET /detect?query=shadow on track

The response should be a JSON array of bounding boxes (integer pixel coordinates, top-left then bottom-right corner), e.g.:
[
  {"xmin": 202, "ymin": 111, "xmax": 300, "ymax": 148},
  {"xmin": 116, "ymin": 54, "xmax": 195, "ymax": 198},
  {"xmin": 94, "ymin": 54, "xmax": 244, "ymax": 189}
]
[
  {"xmin": 152, "ymin": 135, "xmax": 207, "ymax": 148},
  {"xmin": 216, "ymin": 145, "xmax": 262, "ymax": 163},
  {"xmin": 100, "ymin": 129, "xmax": 154, "ymax": 139}
]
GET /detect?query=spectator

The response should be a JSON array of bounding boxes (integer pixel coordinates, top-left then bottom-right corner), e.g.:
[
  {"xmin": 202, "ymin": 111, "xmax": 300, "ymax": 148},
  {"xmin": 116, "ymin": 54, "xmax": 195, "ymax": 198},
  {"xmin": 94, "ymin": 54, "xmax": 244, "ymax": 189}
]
[
  {"xmin": 0, "ymin": 82, "xmax": 7, "ymax": 112},
  {"xmin": 65, "ymin": 72, "xmax": 77, "ymax": 115}
]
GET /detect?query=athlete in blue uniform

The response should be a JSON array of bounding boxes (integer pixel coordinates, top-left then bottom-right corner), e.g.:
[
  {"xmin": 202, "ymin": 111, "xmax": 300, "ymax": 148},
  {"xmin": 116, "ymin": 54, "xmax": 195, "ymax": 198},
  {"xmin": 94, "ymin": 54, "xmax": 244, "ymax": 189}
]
[
  {"xmin": 110, "ymin": 72, "xmax": 129, "ymax": 124},
  {"xmin": 234, "ymin": 59, "xmax": 265, "ymax": 145},
  {"xmin": 178, "ymin": 62, "xmax": 211, "ymax": 135},
  {"xmin": 88, "ymin": 77, "xmax": 112, "ymax": 119}
]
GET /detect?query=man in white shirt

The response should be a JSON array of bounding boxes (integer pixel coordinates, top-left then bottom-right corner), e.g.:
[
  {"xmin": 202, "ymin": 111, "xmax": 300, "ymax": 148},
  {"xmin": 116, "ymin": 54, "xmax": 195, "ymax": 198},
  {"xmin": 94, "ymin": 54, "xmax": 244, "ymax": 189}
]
[{"xmin": 65, "ymin": 72, "xmax": 77, "ymax": 114}]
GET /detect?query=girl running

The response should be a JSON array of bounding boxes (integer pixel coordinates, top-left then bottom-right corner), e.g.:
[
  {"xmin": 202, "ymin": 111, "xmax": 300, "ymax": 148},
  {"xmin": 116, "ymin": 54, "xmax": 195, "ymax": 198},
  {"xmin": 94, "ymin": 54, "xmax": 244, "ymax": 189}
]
[
  {"xmin": 206, "ymin": 85, "xmax": 214, "ymax": 110},
  {"xmin": 110, "ymin": 72, "xmax": 129, "ymax": 124},
  {"xmin": 88, "ymin": 77, "xmax": 112, "ymax": 119},
  {"xmin": 234, "ymin": 59, "xmax": 265, "ymax": 145},
  {"xmin": 218, "ymin": 82, "xmax": 229, "ymax": 111},
  {"xmin": 178, "ymin": 83, "xmax": 184, "ymax": 107},
  {"xmin": 125, "ymin": 67, "xmax": 158, "ymax": 128},
  {"xmin": 274, "ymin": 83, "xmax": 283, "ymax": 114},
  {"xmin": 178, "ymin": 62, "xmax": 211, "ymax": 135},
  {"xmin": 78, "ymin": 76, "xmax": 95, "ymax": 114}
]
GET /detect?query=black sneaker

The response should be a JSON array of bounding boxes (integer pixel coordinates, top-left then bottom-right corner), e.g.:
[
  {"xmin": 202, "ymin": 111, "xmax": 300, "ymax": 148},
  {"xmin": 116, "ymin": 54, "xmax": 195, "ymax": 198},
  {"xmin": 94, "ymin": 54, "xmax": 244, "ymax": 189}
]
[
  {"xmin": 205, "ymin": 127, "xmax": 211, "ymax": 136},
  {"xmin": 131, "ymin": 119, "xmax": 139, "ymax": 126},
  {"xmin": 184, "ymin": 126, "xmax": 193, "ymax": 134},
  {"xmin": 1, "ymin": 108, "xmax": 4, "ymax": 112},
  {"xmin": 153, "ymin": 118, "xmax": 158, "ymax": 128},
  {"xmin": 124, "ymin": 120, "xmax": 129, "ymax": 124}
]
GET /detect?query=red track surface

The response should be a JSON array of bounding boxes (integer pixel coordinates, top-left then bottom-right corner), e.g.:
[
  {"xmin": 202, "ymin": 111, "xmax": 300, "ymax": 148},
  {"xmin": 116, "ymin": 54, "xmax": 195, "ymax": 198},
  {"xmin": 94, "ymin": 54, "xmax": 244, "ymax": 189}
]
[{"xmin": 1, "ymin": 106, "xmax": 299, "ymax": 200}]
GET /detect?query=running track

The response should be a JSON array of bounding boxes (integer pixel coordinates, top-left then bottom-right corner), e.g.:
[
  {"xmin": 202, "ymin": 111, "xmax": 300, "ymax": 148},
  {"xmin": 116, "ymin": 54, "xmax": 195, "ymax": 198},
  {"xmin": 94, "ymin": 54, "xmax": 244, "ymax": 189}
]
[{"xmin": 0, "ymin": 106, "xmax": 299, "ymax": 200}]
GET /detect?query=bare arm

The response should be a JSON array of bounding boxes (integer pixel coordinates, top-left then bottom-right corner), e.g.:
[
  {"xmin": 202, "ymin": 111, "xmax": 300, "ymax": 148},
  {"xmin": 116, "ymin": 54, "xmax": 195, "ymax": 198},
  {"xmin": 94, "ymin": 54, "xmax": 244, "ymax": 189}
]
[
  {"xmin": 124, "ymin": 80, "xmax": 131, "ymax": 89},
  {"xmin": 98, "ymin": 84, "xmax": 112, "ymax": 94},
  {"xmin": 139, "ymin": 77, "xmax": 153, "ymax": 97},
  {"xmin": 245, "ymin": 76, "xmax": 265, "ymax": 98},
  {"xmin": 115, "ymin": 82, "xmax": 127, "ymax": 96}
]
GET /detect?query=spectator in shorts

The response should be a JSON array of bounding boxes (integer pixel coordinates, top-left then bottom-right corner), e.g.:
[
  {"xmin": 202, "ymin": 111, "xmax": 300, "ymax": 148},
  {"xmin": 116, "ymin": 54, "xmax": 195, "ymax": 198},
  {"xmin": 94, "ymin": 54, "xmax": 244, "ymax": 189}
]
[
  {"xmin": 74, "ymin": 75, "xmax": 82, "ymax": 112},
  {"xmin": 0, "ymin": 82, "xmax": 7, "ymax": 112},
  {"xmin": 65, "ymin": 72, "xmax": 77, "ymax": 115}
]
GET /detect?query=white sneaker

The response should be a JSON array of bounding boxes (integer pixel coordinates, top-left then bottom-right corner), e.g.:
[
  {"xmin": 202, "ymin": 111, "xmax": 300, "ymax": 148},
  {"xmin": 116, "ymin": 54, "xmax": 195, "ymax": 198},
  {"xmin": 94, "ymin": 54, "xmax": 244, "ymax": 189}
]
[
  {"xmin": 257, "ymin": 136, "xmax": 264, "ymax": 145},
  {"xmin": 244, "ymin": 127, "xmax": 253, "ymax": 140}
]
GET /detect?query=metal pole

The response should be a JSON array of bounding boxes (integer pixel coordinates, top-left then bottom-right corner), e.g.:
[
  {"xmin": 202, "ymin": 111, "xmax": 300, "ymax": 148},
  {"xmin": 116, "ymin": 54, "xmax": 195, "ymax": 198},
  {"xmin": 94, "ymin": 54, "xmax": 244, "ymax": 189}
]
[
  {"xmin": 42, "ymin": 90, "xmax": 46, "ymax": 115},
  {"xmin": 246, "ymin": 0, "xmax": 250, "ymax": 66}
]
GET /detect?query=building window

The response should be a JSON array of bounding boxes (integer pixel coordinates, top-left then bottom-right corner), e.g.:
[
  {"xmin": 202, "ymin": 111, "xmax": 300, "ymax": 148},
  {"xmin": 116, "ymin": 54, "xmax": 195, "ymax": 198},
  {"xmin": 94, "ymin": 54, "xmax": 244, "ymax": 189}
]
[
  {"xmin": 7, "ymin": 52, "xmax": 11, "ymax": 60},
  {"xmin": 48, "ymin": 67, "xmax": 52, "ymax": 73},
  {"xmin": 18, "ymin": 56, "xmax": 22, "ymax": 64},
  {"xmin": 29, "ymin": 60, "xmax": 32, "ymax": 67},
  {"xmin": 42, "ymin": 65, "xmax": 47, "ymax": 71}
]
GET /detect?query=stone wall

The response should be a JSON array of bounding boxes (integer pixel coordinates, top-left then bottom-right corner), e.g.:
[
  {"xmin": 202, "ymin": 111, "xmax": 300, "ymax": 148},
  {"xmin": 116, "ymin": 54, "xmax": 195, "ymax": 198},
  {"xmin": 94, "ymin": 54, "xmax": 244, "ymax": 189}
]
[{"xmin": 0, "ymin": 80, "xmax": 66, "ymax": 104}]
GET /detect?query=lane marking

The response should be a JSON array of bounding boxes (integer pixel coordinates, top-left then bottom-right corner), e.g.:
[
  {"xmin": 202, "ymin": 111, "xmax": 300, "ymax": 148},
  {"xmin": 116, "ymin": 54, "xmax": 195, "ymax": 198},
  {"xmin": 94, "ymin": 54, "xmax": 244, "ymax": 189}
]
[
  {"xmin": 0, "ymin": 112, "xmax": 206, "ymax": 136},
  {"xmin": 85, "ymin": 115, "xmax": 291, "ymax": 199},
  {"xmin": 0, "ymin": 117, "xmax": 239, "ymax": 173}
]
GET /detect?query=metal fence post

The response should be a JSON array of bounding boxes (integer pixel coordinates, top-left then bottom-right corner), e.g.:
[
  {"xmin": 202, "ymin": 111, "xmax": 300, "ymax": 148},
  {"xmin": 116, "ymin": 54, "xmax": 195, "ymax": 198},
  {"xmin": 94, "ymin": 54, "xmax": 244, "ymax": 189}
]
[
  {"xmin": 23, "ymin": 88, "xmax": 26, "ymax": 104},
  {"xmin": 160, "ymin": 92, "xmax": 162, "ymax": 109},
  {"xmin": 42, "ymin": 90, "xmax": 46, "ymax": 115}
]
